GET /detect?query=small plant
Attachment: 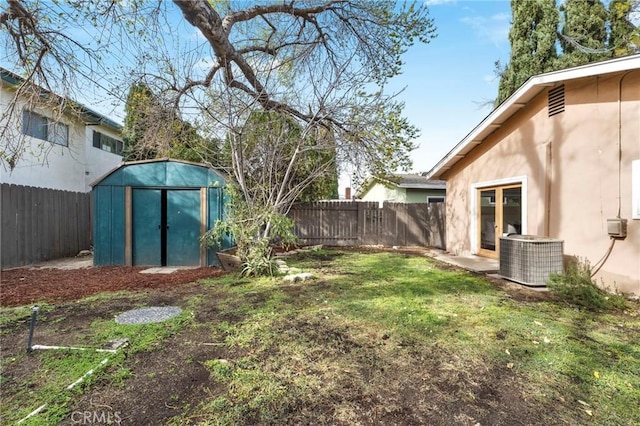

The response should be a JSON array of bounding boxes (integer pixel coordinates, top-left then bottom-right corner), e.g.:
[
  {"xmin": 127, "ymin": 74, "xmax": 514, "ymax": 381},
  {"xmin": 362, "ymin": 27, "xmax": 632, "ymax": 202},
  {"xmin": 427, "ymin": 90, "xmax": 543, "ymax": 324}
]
[
  {"xmin": 241, "ymin": 240, "xmax": 280, "ymax": 277},
  {"xmin": 201, "ymin": 183, "xmax": 297, "ymax": 277},
  {"xmin": 547, "ymin": 259, "xmax": 628, "ymax": 311}
]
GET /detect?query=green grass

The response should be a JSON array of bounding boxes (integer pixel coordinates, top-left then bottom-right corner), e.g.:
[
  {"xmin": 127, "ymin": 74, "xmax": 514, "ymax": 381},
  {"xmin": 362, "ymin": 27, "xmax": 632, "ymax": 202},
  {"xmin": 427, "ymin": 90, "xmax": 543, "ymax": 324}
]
[
  {"xmin": 173, "ymin": 250, "xmax": 640, "ymax": 425},
  {"xmin": 2, "ymin": 250, "xmax": 639, "ymax": 425}
]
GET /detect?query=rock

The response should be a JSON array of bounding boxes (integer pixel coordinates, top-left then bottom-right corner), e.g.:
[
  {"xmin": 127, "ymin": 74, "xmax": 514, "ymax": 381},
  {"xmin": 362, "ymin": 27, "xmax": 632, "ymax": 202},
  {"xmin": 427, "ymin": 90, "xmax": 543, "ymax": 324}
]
[{"xmin": 283, "ymin": 272, "xmax": 314, "ymax": 282}]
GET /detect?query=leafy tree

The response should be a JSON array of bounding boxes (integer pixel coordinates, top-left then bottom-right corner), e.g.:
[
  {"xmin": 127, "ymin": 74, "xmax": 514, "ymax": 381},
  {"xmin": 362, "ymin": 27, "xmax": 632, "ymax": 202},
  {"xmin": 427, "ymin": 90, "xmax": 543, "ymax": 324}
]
[
  {"xmin": 233, "ymin": 110, "xmax": 338, "ymax": 203},
  {"xmin": 557, "ymin": 0, "xmax": 609, "ymax": 67},
  {"xmin": 123, "ymin": 82, "xmax": 215, "ymax": 163},
  {"xmin": 608, "ymin": 0, "xmax": 640, "ymax": 56},
  {"xmin": 495, "ymin": 0, "xmax": 638, "ymax": 106},
  {"xmin": 495, "ymin": 0, "xmax": 559, "ymax": 106}
]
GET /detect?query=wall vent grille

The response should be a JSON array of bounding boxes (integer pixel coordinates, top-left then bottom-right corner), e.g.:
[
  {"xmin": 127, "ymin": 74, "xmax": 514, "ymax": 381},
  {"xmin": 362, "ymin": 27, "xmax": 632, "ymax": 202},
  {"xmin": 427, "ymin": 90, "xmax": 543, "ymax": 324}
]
[
  {"xmin": 548, "ymin": 85, "xmax": 565, "ymax": 117},
  {"xmin": 499, "ymin": 236, "xmax": 563, "ymax": 286}
]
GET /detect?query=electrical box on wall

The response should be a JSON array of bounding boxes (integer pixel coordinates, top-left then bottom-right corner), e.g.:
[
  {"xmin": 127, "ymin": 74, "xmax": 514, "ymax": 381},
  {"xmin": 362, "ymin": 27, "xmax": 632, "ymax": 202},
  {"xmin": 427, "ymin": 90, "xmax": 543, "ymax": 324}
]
[{"xmin": 607, "ymin": 218, "xmax": 627, "ymax": 238}]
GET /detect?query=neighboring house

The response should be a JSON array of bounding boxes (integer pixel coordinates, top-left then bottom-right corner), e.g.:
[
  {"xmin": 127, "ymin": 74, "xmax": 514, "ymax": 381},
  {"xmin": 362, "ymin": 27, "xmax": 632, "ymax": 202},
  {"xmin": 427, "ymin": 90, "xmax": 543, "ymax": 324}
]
[
  {"xmin": 355, "ymin": 174, "xmax": 446, "ymax": 205},
  {"xmin": 0, "ymin": 68, "xmax": 123, "ymax": 192},
  {"xmin": 1, "ymin": 68, "xmax": 124, "ymax": 268},
  {"xmin": 426, "ymin": 54, "xmax": 640, "ymax": 295}
]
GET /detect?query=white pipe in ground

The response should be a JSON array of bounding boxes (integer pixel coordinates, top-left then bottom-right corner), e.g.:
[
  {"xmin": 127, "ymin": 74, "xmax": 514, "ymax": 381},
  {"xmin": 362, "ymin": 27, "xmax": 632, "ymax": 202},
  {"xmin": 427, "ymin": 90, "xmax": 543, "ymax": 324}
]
[
  {"xmin": 17, "ymin": 339, "xmax": 128, "ymax": 424},
  {"xmin": 31, "ymin": 344, "xmax": 118, "ymax": 353}
]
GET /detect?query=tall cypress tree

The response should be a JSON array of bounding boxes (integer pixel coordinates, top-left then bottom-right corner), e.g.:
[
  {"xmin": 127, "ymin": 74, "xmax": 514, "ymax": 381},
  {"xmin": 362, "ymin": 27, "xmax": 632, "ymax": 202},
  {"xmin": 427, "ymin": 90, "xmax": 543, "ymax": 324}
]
[
  {"xmin": 495, "ymin": 0, "xmax": 559, "ymax": 107},
  {"xmin": 495, "ymin": 0, "xmax": 638, "ymax": 107},
  {"xmin": 557, "ymin": 0, "xmax": 609, "ymax": 67},
  {"xmin": 608, "ymin": 0, "xmax": 640, "ymax": 57}
]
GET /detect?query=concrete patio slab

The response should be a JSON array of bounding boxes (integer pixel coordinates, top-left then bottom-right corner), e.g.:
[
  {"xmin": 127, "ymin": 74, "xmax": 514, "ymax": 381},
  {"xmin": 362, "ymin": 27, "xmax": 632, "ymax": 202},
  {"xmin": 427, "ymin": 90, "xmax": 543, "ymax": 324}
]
[
  {"xmin": 140, "ymin": 267, "xmax": 178, "ymax": 274},
  {"xmin": 432, "ymin": 253, "xmax": 499, "ymax": 273}
]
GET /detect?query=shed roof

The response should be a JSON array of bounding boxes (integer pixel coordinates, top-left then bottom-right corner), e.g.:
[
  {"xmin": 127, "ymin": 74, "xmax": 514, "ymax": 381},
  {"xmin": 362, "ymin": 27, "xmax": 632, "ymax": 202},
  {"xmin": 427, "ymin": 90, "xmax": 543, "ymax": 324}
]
[
  {"xmin": 91, "ymin": 158, "xmax": 226, "ymax": 188},
  {"xmin": 425, "ymin": 54, "xmax": 640, "ymax": 180}
]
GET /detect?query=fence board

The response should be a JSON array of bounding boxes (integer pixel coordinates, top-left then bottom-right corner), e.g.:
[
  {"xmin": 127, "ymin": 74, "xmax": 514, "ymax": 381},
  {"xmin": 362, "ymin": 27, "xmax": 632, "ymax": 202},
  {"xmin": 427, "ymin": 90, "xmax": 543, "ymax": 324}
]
[
  {"xmin": 1, "ymin": 184, "xmax": 92, "ymax": 269},
  {"xmin": 290, "ymin": 201, "xmax": 445, "ymax": 249},
  {"xmin": 427, "ymin": 202, "xmax": 446, "ymax": 249}
]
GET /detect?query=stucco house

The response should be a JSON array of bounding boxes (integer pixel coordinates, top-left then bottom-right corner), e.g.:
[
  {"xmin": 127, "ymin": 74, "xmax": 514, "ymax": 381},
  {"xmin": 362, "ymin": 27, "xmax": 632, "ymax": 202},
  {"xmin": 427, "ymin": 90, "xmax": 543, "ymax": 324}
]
[
  {"xmin": 355, "ymin": 174, "xmax": 446, "ymax": 205},
  {"xmin": 0, "ymin": 68, "xmax": 123, "ymax": 192},
  {"xmin": 426, "ymin": 54, "xmax": 640, "ymax": 295}
]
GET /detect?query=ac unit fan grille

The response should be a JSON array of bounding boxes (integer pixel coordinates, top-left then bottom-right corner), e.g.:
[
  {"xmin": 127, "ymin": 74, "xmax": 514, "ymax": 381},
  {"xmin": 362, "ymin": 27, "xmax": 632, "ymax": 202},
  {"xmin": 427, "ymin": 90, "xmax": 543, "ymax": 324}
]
[{"xmin": 499, "ymin": 237, "xmax": 563, "ymax": 286}]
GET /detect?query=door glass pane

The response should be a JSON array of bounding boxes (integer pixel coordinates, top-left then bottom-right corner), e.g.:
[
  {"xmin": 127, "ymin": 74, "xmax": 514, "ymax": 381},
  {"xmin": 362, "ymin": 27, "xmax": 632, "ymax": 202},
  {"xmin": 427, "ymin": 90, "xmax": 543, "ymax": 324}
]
[
  {"xmin": 480, "ymin": 189, "xmax": 496, "ymax": 251},
  {"xmin": 502, "ymin": 187, "xmax": 522, "ymax": 235}
]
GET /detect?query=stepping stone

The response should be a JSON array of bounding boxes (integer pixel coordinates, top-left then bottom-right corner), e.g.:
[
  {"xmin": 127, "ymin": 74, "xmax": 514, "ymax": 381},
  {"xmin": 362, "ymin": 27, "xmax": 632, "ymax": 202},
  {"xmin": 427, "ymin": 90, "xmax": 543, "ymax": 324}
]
[
  {"xmin": 115, "ymin": 306, "xmax": 182, "ymax": 325},
  {"xmin": 140, "ymin": 267, "xmax": 179, "ymax": 274}
]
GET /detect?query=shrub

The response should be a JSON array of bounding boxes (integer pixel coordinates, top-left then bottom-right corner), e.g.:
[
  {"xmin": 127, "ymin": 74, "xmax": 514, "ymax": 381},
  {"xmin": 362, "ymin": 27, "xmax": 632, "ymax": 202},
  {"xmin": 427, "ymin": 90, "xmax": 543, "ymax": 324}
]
[
  {"xmin": 547, "ymin": 259, "xmax": 628, "ymax": 311},
  {"xmin": 201, "ymin": 183, "xmax": 296, "ymax": 277}
]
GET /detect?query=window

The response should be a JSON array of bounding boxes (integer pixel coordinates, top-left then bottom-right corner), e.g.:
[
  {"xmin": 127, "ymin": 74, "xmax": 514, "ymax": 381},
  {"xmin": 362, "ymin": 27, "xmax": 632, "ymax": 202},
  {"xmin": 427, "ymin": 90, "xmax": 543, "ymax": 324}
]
[
  {"xmin": 22, "ymin": 110, "xmax": 69, "ymax": 146},
  {"xmin": 93, "ymin": 131, "xmax": 123, "ymax": 155},
  {"xmin": 427, "ymin": 196, "xmax": 445, "ymax": 204}
]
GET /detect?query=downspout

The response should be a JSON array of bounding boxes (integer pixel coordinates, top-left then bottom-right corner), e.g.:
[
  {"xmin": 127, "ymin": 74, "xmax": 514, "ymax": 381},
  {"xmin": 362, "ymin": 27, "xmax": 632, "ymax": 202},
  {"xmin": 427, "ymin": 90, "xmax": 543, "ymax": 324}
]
[
  {"xmin": 544, "ymin": 141, "xmax": 552, "ymax": 237},
  {"xmin": 616, "ymin": 71, "xmax": 631, "ymax": 218}
]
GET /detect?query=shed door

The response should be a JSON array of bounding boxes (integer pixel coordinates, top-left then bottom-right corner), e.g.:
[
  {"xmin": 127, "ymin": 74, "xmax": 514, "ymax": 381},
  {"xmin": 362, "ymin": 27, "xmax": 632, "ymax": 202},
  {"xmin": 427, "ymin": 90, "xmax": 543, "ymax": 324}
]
[
  {"xmin": 167, "ymin": 190, "xmax": 201, "ymax": 266},
  {"xmin": 132, "ymin": 189, "xmax": 162, "ymax": 266},
  {"xmin": 132, "ymin": 188, "xmax": 202, "ymax": 266}
]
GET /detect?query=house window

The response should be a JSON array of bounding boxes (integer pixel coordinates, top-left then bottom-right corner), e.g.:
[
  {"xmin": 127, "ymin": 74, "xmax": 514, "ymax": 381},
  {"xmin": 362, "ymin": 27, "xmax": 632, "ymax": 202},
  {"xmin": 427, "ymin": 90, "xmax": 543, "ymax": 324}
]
[
  {"xmin": 427, "ymin": 196, "xmax": 445, "ymax": 204},
  {"xmin": 93, "ymin": 131, "xmax": 123, "ymax": 155},
  {"xmin": 22, "ymin": 110, "xmax": 69, "ymax": 146}
]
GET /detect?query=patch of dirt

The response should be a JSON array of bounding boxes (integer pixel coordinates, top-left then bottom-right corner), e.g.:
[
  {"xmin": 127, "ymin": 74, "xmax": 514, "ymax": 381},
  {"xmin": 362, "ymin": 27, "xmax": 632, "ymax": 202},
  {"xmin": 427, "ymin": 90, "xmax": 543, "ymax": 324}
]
[
  {"xmin": 58, "ymin": 292, "xmax": 232, "ymax": 426},
  {"xmin": 0, "ymin": 266, "xmax": 226, "ymax": 307}
]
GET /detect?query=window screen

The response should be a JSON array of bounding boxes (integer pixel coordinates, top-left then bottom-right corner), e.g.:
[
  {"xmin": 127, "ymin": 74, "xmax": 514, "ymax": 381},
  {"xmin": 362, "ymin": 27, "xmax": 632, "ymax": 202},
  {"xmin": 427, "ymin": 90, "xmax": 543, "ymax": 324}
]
[
  {"xmin": 22, "ymin": 110, "xmax": 68, "ymax": 146},
  {"xmin": 22, "ymin": 110, "xmax": 48, "ymax": 140}
]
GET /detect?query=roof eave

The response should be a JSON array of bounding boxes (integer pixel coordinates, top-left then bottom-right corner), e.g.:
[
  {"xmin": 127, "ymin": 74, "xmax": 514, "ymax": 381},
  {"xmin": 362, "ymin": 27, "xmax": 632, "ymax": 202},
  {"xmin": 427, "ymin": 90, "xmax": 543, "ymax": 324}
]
[
  {"xmin": 425, "ymin": 54, "xmax": 640, "ymax": 180},
  {"xmin": 1, "ymin": 67, "xmax": 123, "ymax": 132}
]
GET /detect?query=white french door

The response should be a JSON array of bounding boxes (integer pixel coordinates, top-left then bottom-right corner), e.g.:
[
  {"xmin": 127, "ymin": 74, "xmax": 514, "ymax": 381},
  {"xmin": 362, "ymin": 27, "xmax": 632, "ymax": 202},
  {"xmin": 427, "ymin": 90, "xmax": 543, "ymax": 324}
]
[{"xmin": 477, "ymin": 185, "xmax": 522, "ymax": 258}]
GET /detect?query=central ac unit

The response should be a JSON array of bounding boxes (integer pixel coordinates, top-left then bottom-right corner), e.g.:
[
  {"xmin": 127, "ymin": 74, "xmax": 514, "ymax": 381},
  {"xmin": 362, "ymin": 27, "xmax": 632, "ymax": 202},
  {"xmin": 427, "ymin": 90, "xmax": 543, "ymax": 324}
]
[{"xmin": 499, "ymin": 235, "xmax": 564, "ymax": 287}]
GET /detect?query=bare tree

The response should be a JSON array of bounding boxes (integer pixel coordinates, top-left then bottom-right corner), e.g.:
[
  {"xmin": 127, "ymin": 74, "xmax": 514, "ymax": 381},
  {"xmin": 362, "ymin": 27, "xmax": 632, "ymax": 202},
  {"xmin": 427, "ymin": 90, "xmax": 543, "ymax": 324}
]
[
  {"xmin": 2, "ymin": 0, "xmax": 436, "ymax": 269},
  {"xmin": 2, "ymin": 0, "xmax": 434, "ymax": 170}
]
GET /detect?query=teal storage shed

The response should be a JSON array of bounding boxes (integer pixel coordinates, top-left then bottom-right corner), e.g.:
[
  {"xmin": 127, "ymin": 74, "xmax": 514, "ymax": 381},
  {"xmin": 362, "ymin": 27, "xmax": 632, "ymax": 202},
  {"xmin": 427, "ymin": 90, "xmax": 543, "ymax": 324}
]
[{"xmin": 91, "ymin": 158, "xmax": 232, "ymax": 267}]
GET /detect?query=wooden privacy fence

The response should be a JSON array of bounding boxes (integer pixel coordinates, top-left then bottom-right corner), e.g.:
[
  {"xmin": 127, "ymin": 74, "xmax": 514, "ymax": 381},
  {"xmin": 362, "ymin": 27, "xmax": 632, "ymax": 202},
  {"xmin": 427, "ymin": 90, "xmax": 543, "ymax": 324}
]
[
  {"xmin": 289, "ymin": 201, "xmax": 445, "ymax": 248},
  {"xmin": 1, "ymin": 184, "xmax": 91, "ymax": 268}
]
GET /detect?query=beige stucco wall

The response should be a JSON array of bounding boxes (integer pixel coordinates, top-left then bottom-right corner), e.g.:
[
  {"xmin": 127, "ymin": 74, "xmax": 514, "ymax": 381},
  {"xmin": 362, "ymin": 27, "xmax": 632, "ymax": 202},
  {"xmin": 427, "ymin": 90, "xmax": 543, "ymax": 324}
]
[{"xmin": 442, "ymin": 70, "xmax": 640, "ymax": 295}]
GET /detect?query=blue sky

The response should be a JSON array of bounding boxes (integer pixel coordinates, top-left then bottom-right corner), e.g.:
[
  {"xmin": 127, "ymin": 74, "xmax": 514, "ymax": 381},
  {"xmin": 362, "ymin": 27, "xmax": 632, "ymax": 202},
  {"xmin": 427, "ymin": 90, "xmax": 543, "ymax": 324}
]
[
  {"xmin": 391, "ymin": 0, "xmax": 512, "ymax": 174},
  {"xmin": 4, "ymin": 0, "xmax": 513, "ymax": 179}
]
